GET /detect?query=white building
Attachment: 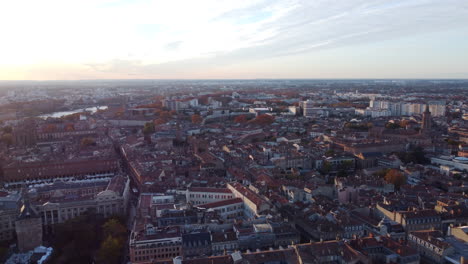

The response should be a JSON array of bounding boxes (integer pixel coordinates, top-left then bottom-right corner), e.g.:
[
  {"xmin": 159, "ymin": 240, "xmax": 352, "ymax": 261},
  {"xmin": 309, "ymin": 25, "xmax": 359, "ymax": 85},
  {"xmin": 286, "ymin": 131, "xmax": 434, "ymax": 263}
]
[
  {"xmin": 197, "ymin": 198, "xmax": 243, "ymax": 221},
  {"xmin": 186, "ymin": 187, "xmax": 234, "ymax": 206}
]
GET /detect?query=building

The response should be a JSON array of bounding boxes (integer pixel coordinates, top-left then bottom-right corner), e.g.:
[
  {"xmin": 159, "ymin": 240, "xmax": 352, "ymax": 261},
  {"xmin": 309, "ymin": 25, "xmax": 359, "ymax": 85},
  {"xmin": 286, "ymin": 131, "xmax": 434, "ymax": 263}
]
[
  {"xmin": 408, "ymin": 230, "xmax": 454, "ymax": 264},
  {"xmin": 15, "ymin": 200, "xmax": 43, "ymax": 252},
  {"xmin": 210, "ymin": 231, "xmax": 239, "ymax": 254},
  {"xmin": 186, "ymin": 187, "xmax": 234, "ymax": 206},
  {"xmin": 129, "ymin": 224, "xmax": 182, "ymax": 263},
  {"xmin": 302, "ymin": 100, "xmax": 329, "ymax": 117},
  {"xmin": 368, "ymin": 100, "xmax": 446, "ymax": 117},
  {"xmin": 2, "ymin": 157, "xmax": 119, "ymax": 185},
  {"xmin": 449, "ymin": 226, "xmax": 468, "ymax": 242},
  {"xmin": 227, "ymin": 183, "xmax": 272, "ymax": 218},
  {"xmin": 182, "ymin": 231, "xmax": 212, "ymax": 257},
  {"xmin": 197, "ymin": 198, "xmax": 243, "ymax": 222},
  {"xmin": 421, "ymin": 104, "xmax": 432, "ymax": 134},
  {"xmin": 397, "ymin": 210, "xmax": 442, "ymax": 234},
  {"xmin": 0, "ymin": 192, "xmax": 21, "ymax": 242},
  {"xmin": 32, "ymin": 175, "xmax": 130, "ymax": 227}
]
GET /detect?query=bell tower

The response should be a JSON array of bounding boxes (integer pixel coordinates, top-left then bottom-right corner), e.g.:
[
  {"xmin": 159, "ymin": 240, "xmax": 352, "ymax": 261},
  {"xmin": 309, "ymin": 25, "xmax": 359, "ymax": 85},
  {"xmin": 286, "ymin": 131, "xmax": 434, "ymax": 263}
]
[{"xmin": 420, "ymin": 104, "xmax": 432, "ymax": 134}]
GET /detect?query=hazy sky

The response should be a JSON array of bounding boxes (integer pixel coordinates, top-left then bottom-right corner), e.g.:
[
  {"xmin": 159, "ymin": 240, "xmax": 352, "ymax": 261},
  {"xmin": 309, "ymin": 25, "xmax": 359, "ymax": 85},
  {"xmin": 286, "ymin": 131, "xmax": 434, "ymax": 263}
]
[{"xmin": 1, "ymin": 0, "xmax": 468, "ymax": 80}]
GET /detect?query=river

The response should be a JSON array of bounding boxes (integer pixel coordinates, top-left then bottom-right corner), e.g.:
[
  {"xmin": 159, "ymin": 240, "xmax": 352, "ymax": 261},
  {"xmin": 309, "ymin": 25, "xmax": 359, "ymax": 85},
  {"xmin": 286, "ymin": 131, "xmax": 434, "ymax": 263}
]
[{"xmin": 39, "ymin": 106, "xmax": 108, "ymax": 119}]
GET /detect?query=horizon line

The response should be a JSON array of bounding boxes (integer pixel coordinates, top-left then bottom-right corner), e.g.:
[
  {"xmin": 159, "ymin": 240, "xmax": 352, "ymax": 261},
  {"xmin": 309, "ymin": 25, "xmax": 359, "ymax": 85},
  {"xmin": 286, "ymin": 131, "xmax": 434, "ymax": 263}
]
[{"xmin": 1, "ymin": 77, "xmax": 468, "ymax": 82}]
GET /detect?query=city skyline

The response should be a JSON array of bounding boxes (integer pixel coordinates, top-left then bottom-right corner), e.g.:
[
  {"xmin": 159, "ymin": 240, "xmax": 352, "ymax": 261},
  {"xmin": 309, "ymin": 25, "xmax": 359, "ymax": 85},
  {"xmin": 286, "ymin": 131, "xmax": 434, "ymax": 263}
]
[{"xmin": 1, "ymin": 0, "xmax": 468, "ymax": 80}]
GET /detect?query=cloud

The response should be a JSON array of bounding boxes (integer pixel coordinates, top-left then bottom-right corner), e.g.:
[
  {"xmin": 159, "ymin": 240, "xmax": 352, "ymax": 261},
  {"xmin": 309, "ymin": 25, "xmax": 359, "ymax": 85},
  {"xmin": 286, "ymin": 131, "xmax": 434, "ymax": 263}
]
[
  {"xmin": 164, "ymin": 41, "xmax": 183, "ymax": 51},
  {"xmin": 1, "ymin": 0, "xmax": 468, "ymax": 79}
]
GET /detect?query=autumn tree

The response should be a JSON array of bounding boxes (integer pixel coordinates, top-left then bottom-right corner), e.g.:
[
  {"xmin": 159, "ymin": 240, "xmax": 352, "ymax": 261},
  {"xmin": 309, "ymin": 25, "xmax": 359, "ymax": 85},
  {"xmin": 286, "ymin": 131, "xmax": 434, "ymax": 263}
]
[
  {"xmin": 191, "ymin": 114, "xmax": 203, "ymax": 124},
  {"xmin": 384, "ymin": 169, "xmax": 406, "ymax": 190},
  {"xmin": 153, "ymin": 118, "xmax": 167, "ymax": 126},
  {"xmin": 65, "ymin": 123, "xmax": 75, "ymax": 131},
  {"xmin": 234, "ymin": 115, "xmax": 247, "ymax": 123},
  {"xmin": 2, "ymin": 126, "xmax": 12, "ymax": 133},
  {"xmin": 249, "ymin": 114, "xmax": 275, "ymax": 125},
  {"xmin": 158, "ymin": 110, "xmax": 172, "ymax": 120},
  {"xmin": 43, "ymin": 124, "xmax": 57, "ymax": 133},
  {"xmin": 1, "ymin": 133, "xmax": 13, "ymax": 147},
  {"xmin": 399, "ymin": 120, "xmax": 411, "ymax": 127},
  {"xmin": 81, "ymin": 137, "xmax": 96, "ymax": 147}
]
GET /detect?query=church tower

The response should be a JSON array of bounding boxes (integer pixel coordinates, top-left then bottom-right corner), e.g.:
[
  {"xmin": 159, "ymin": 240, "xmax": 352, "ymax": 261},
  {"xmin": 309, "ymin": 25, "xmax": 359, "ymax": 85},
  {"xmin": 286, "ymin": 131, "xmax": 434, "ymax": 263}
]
[{"xmin": 420, "ymin": 104, "xmax": 432, "ymax": 134}]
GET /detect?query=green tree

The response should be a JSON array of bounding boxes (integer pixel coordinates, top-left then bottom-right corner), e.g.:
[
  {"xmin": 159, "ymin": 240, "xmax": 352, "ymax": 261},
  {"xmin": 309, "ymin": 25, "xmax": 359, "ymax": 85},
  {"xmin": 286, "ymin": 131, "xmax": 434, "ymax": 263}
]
[
  {"xmin": 142, "ymin": 121, "xmax": 155, "ymax": 135},
  {"xmin": 103, "ymin": 218, "xmax": 127, "ymax": 239},
  {"xmin": 320, "ymin": 161, "xmax": 332, "ymax": 175},
  {"xmin": 385, "ymin": 122, "xmax": 401, "ymax": 129},
  {"xmin": 97, "ymin": 236, "xmax": 123, "ymax": 264}
]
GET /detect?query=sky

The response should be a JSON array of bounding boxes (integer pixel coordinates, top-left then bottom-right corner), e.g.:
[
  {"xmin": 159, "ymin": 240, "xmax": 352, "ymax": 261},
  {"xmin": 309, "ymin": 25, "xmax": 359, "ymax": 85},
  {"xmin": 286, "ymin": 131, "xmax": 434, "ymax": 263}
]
[{"xmin": 1, "ymin": 0, "xmax": 468, "ymax": 80}]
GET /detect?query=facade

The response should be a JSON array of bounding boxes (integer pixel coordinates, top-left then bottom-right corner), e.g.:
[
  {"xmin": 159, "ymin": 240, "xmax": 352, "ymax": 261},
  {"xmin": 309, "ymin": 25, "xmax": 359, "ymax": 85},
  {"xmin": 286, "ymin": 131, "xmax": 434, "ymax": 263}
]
[
  {"xmin": 210, "ymin": 231, "xmax": 239, "ymax": 254},
  {"xmin": 186, "ymin": 187, "xmax": 234, "ymax": 206},
  {"xmin": 408, "ymin": 230, "xmax": 454, "ymax": 264},
  {"xmin": 397, "ymin": 210, "xmax": 442, "ymax": 233},
  {"xmin": 369, "ymin": 100, "xmax": 446, "ymax": 117},
  {"xmin": 129, "ymin": 225, "xmax": 183, "ymax": 263},
  {"xmin": 32, "ymin": 176, "xmax": 130, "ymax": 227},
  {"xmin": 15, "ymin": 201, "xmax": 43, "ymax": 252},
  {"xmin": 182, "ymin": 231, "xmax": 212, "ymax": 257},
  {"xmin": 0, "ymin": 192, "xmax": 21, "ymax": 242},
  {"xmin": 197, "ymin": 198, "xmax": 243, "ymax": 222},
  {"xmin": 227, "ymin": 183, "xmax": 272, "ymax": 218}
]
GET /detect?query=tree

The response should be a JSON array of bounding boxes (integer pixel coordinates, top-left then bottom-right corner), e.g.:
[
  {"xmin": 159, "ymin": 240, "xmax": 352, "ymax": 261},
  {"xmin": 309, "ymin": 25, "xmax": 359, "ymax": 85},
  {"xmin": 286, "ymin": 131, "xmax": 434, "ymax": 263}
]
[
  {"xmin": 2, "ymin": 126, "xmax": 12, "ymax": 133},
  {"xmin": 234, "ymin": 115, "xmax": 248, "ymax": 123},
  {"xmin": 395, "ymin": 146, "xmax": 429, "ymax": 164},
  {"xmin": 324, "ymin": 149, "xmax": 335, "ymax": 157},
  {"xmin": 96, "ymin": 236, "xmax": 123, "ymax": 264},
  {"xmin": 153, "ymin": 118, "xmax": 167, "ymax": 126},
  {"xmin": 103, "ymin": 219, "xmax": 127, "ymax": 239},
  {"xmin": 65, "ymin": 123, "xmax": 75, "ymax": 131},
  {"xmin": 384, "ymin": 169, "xmax": 406, "ymax": 190},
  {"xmin": 50, "ymin": 212, "xmax": 103, "ymax": 264},
  {"xmin": 142, "ymin": 122, "xmax": 155, "ymax": 135},
  {"xmin": 81, "ymin": 137, "xmax": 96, "ymax": 147},
  {"xmin": 374, "ymin": 168, "xmax": 390, "ymax": 178},
  {"xmin": 191, "ymin": 114, "xmax": 203, "ymax": 124},
  {"xmin": 43, "ymin": 124, "xmax": 57, "ymax": 133},
  {"xmin": 158, "ymin": 110, "xmax": 172, "ymax": 120},
  {"xmin": 1, "ymin": 133, "xmax": 13, "ymax": 146},
  {"xmin": 97, "ymin": 218, "xmax": 127, "ymax": 264},
  {"xmin": 249, "ymin": 114, "xmax": 275, "ymax": 125},
  {"xmin": 399, "ymin": 120, "xmax": 411, "ymax": 127},
  {"xmin": 385, "ymin": 122, "xmax": 401, "ymax": 129},
  {"xmin": 320, "ymin": 161, "xmax": 332, "ymax": 175}
]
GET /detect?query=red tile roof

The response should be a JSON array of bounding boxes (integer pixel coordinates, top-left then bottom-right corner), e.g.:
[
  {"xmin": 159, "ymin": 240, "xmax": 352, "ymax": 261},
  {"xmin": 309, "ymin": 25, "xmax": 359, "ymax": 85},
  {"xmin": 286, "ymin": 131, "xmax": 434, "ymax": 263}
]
[{"xmin": 188, "ymin": 187, "xmax": 232, "ymax": 194}]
